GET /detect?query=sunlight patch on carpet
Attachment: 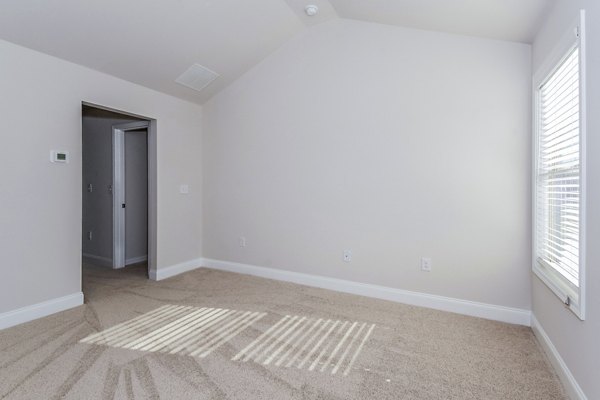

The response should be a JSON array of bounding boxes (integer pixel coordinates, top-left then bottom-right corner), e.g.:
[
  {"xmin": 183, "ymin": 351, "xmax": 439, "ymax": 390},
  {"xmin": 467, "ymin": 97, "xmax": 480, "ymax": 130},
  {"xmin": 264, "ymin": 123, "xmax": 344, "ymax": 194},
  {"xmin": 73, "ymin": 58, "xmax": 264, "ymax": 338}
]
[
  {"xmin": 232, "ymin": 315, "xmax": 375, "ymax": 376},
  {"xmin": 80, "ymin": 305, "xmax": 266, "ymax": 358}
]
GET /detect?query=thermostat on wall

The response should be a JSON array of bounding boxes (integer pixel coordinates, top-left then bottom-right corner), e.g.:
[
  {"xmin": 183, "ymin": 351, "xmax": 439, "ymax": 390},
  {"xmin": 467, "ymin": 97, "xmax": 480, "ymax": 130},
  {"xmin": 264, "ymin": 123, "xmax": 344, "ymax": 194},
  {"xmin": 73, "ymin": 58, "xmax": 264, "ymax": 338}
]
[{"xmin": 50, "ymin": 150, "xmax": 69, "ymax": 163}]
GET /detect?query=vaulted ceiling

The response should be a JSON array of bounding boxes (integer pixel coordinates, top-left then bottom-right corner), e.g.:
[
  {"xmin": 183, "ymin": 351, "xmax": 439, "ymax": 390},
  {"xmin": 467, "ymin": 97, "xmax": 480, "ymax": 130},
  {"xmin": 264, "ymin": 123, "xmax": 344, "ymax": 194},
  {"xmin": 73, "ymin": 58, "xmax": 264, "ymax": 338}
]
[{"xmin": 0, "ymin": 0, "xmax": 555, "ymax": 104}]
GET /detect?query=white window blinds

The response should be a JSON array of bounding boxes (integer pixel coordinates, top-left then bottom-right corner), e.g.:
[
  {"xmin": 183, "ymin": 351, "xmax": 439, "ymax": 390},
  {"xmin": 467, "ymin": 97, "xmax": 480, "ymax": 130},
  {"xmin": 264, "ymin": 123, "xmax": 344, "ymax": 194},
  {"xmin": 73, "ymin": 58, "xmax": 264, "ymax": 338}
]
[{"xmin": 536, "ymin": 46, "xmax": 580, "ymax": 287}]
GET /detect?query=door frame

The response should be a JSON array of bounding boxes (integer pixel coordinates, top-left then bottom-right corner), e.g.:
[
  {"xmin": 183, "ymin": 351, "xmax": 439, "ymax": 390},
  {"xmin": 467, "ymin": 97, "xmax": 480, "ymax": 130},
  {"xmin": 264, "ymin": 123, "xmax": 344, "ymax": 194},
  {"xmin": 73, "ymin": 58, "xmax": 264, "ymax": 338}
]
[{"xmin": 112, "ymin": 121, "xmax": 155, "ymax": 272}]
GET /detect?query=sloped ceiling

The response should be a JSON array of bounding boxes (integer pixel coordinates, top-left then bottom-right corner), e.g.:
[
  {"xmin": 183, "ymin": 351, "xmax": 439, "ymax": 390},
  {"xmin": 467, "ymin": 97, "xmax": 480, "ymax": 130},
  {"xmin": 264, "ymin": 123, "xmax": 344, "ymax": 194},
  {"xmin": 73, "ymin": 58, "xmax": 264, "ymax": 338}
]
[
  {"xmin": 0, "ymin": 0, "xmax": 554, "ymax": 104},
  {"xmin": 330, "ymin": 0, "xmax": 555, "ymax": 44}
]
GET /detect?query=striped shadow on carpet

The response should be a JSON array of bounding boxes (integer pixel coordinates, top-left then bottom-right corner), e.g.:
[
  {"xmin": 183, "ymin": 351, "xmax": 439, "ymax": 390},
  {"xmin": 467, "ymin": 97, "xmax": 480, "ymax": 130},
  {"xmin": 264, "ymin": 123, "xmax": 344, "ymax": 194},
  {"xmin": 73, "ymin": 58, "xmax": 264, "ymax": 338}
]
[
  {"xmin": 233, "ymin": 315, "xmax": 375, "ymax": 376},
  {"xmin": 80, "ymin": 305, "xmax": 266, "ymax": 358}
]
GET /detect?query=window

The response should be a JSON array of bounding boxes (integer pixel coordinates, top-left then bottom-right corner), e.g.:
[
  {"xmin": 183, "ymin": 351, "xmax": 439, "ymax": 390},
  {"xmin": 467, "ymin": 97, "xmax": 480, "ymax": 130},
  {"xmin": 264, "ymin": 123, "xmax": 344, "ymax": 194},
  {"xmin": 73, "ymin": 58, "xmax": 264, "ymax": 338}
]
[{"xmin": 533, "ymin": 12, "xmax": 586, "ymax": 319}]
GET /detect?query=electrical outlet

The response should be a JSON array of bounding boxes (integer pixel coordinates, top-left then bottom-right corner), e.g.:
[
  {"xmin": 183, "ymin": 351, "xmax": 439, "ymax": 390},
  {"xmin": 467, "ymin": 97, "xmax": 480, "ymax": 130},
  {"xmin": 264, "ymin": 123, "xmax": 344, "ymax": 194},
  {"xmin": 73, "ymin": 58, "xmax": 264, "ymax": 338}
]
[
  {"xmin": 239, "ymin": 236, "xmax": 246, "ymax": 247},
  {"xmin": 343, "ymin": 250, "xmax": 352, "ymax": 263},
  {"xmin": 421, "ymin": 257, "xmax": 432, "ymax": 272}
]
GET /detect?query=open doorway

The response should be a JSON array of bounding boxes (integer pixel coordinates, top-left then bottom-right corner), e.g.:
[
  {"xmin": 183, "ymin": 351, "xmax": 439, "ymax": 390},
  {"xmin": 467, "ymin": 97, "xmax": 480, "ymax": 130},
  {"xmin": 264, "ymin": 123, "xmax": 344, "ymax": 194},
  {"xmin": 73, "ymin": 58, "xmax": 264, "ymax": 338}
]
[{"xmin": 81, "ymin": 104, "xmax": 156, "ymax": 278}]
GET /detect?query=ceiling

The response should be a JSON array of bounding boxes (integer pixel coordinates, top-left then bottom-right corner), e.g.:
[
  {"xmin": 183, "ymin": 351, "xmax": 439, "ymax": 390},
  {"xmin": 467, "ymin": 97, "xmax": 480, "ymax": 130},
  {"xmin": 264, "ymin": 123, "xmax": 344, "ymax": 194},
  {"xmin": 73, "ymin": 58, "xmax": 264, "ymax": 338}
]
[
  {"xmin": 0, "ymin": 0, "xmax": 555, "ymax": 104},
  {"xmin": 331, "ymin": 0, "xmax": 555, "ymax": 43}
]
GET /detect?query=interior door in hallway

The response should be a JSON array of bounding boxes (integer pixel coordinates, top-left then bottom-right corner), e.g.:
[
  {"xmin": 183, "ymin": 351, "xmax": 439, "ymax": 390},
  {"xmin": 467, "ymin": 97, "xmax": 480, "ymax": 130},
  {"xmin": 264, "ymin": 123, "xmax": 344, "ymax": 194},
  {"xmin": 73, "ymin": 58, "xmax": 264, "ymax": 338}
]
[
  {"xmin": 112, "ymin": 121, "xmax": 149, "ymax": 269},
  {"xmin": 124, "ymin": 129, "xmax": 148, "ymax": 265}
]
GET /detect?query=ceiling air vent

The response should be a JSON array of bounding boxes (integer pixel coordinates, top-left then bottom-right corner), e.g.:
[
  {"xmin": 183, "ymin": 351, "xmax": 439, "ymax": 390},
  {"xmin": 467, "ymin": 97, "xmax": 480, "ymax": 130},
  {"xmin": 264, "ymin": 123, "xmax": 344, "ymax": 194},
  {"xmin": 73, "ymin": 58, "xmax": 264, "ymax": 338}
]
[{"xmin": 175, "ymin": 64, "xmax": 219, "ymax": 92}]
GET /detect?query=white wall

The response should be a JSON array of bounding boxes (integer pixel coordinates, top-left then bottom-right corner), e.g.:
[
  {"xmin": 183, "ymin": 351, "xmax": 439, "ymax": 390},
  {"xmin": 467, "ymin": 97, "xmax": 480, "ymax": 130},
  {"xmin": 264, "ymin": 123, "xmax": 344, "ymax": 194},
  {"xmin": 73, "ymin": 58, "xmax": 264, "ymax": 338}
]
[
  {"xmin": 0, "ymin": 39, "xmax": 203, "ymax": 314},
  {"xmin": 202, "ymin": 19, "xmax": 532, "ymax": 310},
  {"xmin": 532, "ymin": 1, "xmax": 600, "ymax": 398},
  {"xmin": 82, "ymin": 108, "xmax": 142, "ymax": 263}
]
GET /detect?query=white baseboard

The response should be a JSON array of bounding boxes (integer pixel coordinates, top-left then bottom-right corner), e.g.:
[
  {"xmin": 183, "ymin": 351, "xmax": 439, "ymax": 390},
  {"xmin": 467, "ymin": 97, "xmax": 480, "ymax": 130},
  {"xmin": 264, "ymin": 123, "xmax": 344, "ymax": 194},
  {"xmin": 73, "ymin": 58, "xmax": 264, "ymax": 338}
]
[
  {"xmin": 531, "ymin": 315, "xmax": 587, "ymax": 400},
  {"xmin": 126, "ymin": 255, "xmax": 148, "ymax": 265},
  {"xmin": 142, "ymin": 257, "xmax": 530, "ymax": 325},
  {"xmin": 149, "ymin": 258, "xmax": 203, "ymax": 281},
  {"xmin": 201, "ymin": 258, "xmax": 531, "ymax": 326},
  {"xmin": 82, "ymin": 253, "xmax": 112, "ymax": 267},
  {"xmin": 0, "ymin": 292, "xmax": 84, "ymax": 331}
]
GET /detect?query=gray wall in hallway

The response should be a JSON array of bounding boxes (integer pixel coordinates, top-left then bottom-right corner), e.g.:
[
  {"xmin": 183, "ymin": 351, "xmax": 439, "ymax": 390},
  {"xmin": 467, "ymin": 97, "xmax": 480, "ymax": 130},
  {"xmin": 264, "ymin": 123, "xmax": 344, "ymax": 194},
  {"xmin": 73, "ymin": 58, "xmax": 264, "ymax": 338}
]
[{"xmin": 82, "ymin": 107, "xmax": 143, "ymax": 265}]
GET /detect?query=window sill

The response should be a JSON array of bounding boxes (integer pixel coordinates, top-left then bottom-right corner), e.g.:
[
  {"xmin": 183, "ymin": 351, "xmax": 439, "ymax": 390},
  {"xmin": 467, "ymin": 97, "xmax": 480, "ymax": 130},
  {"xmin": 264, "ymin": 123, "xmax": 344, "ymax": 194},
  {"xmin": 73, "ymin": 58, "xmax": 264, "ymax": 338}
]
[{"xmin": 533, "ymin": 263, "xmax": 584, "ymax": 320}]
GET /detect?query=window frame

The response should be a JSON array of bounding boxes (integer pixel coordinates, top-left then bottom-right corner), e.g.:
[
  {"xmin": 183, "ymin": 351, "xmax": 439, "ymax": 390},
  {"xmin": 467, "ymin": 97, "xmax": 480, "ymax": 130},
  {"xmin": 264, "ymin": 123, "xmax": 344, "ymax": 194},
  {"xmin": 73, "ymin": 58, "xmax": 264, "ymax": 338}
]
[{"xmin": 532, "ymin": 10, "xmax": 586, "ymax": 320}]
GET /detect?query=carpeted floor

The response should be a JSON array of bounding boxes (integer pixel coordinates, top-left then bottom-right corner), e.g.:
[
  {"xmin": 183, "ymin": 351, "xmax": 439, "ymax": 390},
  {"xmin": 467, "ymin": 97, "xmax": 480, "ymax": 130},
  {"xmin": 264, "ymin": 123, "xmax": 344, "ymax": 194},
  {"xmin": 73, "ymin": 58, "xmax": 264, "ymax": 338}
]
[{"xmin": 0, "ymin": 263, "xmax": 566, "ymax": 400}]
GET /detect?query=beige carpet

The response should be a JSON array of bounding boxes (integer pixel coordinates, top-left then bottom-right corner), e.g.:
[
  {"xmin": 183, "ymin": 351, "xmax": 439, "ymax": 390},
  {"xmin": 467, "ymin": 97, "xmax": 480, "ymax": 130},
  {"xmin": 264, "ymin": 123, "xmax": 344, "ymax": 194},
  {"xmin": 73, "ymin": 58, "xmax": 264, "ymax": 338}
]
[{"xmin": 0, "ymin": 264, "xmax": 566, "ymax": 399}]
